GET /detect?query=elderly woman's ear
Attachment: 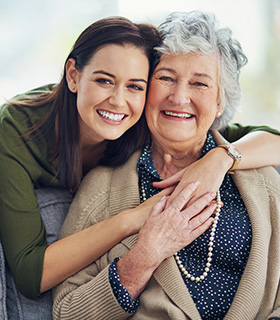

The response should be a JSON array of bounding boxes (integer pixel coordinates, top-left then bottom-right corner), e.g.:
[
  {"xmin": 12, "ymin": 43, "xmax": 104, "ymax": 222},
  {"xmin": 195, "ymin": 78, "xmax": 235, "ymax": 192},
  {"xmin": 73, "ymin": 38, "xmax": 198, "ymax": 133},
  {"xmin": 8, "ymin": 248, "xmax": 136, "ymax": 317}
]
[{"xmin": 216, "ymin": 103, "xmax": 223, "ymax": 118}]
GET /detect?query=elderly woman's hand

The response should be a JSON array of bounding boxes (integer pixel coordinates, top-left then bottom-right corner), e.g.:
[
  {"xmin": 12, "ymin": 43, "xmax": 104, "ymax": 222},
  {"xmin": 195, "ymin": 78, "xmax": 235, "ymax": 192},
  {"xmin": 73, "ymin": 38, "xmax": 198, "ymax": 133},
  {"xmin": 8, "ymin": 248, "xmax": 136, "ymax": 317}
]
[
  {"xmin": 153, "ymin": 147, "xmax": 233, "ymax": 206},
  {"xmin": 123, "ymin": 186, "xmax": 175, "ymax": 235},
  {"xmin": 116, "ymin": 181, "xmax": 217, "ymax": 300}
]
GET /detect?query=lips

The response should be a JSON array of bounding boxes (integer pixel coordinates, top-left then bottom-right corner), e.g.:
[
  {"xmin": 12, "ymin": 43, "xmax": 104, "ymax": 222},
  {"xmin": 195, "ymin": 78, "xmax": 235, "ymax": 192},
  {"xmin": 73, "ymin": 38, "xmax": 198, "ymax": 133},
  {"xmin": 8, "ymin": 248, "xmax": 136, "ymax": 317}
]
[
  {"xmin": 162, "ymin": 111, "xmax": 193, "ymax": 119},
  {"xmin": 97, "ymin": 110, "xmax": 126, "ymax": 121}
]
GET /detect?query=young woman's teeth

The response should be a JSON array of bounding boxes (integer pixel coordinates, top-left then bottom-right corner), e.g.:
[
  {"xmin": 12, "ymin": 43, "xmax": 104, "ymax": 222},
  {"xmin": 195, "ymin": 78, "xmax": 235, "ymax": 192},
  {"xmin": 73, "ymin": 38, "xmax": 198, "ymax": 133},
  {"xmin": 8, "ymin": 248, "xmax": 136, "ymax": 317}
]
[
  {"xmin": 98, "ymin": 110, "xmax": 125, "ymax": 121},
  {"xmin": 164, "ymin": 111, "xmax": 192, "ymax": 119}
]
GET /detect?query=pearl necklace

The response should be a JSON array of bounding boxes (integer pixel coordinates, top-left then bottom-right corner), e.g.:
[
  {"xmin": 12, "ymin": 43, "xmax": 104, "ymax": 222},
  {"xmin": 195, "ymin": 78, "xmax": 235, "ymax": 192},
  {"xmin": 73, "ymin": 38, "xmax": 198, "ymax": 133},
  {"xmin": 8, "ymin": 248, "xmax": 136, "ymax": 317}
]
[
  {"xmin": 140, "ymin": 179, "xmax": 222, "ymax": 283},
  {"xmin": 140, "ymin": 178, "xmax": 148, "ymax": 202},
  {"xmin": 175, "ymin": 189, "xmax": 221, "ymax": 282}
]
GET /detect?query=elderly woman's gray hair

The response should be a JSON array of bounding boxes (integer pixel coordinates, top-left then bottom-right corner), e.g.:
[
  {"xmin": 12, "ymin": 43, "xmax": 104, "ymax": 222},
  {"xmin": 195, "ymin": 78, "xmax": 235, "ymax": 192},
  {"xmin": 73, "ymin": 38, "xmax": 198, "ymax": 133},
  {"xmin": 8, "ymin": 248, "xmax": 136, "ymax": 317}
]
[{"xmin": 156, "ymin": 11, "xmax": 248, "ymax": 130}]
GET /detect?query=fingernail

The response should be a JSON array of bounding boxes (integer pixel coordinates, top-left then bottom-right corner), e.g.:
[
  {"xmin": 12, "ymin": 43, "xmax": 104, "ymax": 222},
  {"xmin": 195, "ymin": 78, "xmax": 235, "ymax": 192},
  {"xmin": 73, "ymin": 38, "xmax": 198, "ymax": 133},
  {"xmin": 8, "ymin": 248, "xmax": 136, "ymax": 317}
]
[
  {"xmin": 160, "ymin": 195, "xmax": 166, "ymax": 202},
  {"xmin": 194, "ymin": 181, "xmax": 200, "ymax": 186},
  {"xmin": 210, "ymin": 192, "xmax": 216, "ymax": 198},
  {"xmin": 211, "ymin": 203, "xmax": 217, "ymax": 209}
]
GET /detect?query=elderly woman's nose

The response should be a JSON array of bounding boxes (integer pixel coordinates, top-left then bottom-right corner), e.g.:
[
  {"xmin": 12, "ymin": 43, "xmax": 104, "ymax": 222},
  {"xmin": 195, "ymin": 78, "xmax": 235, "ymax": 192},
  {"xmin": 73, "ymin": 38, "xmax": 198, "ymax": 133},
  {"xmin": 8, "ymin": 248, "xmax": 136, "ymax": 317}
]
[
  {"xmin": 167, "ymin": 83, "xmax": 191, "ymax": 106},
  {"xmin": 109, "ymin": 87, "xmax": 126, "ymax": 108}
]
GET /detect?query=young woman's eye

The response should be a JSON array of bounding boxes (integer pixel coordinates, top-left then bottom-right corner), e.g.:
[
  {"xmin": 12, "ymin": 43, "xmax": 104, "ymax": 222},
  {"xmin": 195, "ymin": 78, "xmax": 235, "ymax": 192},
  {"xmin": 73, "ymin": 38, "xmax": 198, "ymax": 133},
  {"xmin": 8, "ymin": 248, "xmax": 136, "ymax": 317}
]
[
  {"xmin": 128, "ymin": 84, "xmax": 144, "ymax": 91},
  {"xmin": 95, "ymin": 78, "xmax": 113, "ymax": 85}
]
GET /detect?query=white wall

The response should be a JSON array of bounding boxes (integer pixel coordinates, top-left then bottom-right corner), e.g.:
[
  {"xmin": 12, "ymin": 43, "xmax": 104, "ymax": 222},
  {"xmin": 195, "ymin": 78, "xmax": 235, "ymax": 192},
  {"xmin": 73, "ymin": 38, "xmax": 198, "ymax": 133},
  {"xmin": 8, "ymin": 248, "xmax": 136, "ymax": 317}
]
[{"xmin": 1, "ymin": 0, "xmax": 280, "ymax": 129}]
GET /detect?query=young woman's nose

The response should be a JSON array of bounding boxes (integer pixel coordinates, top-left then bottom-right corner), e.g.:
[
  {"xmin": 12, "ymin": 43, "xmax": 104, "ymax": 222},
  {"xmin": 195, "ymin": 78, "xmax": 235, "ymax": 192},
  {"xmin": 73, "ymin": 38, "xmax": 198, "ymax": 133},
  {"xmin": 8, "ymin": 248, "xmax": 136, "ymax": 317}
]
[
  {"xmin": 108, "ymin": 86, "xmax": 126, "ymax": 108},
  {"xmin": 167, "ymin": 82, "xmax": 191, "ymax": 106}
]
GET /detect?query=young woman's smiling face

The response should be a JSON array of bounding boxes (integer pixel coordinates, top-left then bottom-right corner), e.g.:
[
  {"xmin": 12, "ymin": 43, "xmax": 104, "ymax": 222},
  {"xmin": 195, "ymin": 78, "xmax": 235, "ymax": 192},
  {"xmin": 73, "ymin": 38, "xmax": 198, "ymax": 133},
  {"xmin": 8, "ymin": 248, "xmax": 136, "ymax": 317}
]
[{"xmin": 66, "ymin": 43, "xmax": 149, "ymax": 146}]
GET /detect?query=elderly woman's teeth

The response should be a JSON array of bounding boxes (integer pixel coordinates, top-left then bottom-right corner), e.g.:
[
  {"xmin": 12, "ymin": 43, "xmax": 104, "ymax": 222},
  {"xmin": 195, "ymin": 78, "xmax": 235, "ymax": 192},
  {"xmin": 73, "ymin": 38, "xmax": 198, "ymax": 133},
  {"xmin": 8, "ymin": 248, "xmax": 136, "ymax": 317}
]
[
  {"xmin": 98, "ymin": 110, "xmax": 125, "ymax": 121},
  {"xmin": 164, "ymin": 111, "xmax": 192, "ymax": 119}
]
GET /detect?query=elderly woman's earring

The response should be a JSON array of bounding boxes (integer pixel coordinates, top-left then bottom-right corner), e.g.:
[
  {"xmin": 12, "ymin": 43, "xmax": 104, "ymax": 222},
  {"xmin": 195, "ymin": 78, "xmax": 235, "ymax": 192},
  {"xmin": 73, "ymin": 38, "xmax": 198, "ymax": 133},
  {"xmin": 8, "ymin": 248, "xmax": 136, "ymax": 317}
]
[{"xmin": 216, "ymin": 111, "xmax": 222, "ymax": 117}]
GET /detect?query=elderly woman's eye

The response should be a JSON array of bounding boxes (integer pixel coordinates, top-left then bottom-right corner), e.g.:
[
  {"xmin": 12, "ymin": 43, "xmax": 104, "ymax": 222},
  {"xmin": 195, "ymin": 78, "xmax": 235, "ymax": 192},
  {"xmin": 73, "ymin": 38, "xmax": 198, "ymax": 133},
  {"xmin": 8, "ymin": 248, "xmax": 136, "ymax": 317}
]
[
  {"xmin": 159, "ymin": 76, "xmax": 174, "ymax": 82},
  {"xmin": 194, "ymin": 82, "xmax": 207, "ymax": 87}
]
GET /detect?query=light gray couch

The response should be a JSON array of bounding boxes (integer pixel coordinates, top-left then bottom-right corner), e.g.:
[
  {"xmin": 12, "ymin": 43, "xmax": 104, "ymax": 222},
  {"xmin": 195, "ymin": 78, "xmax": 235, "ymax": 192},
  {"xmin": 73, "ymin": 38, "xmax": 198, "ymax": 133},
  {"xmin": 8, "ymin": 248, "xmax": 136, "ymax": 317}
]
[{"xmin": 0, "ymin": 188, "xmax": 72, "ymax": 320}]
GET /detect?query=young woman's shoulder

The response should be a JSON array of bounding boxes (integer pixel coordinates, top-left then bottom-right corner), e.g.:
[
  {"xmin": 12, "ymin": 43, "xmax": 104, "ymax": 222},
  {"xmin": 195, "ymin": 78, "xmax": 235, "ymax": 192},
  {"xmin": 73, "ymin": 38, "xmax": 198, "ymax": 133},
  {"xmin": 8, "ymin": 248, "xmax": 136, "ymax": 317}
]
[
  {"xmin": 219, "ymin": 123, "xmax": 280, "ymax": 143},
  {"xmin": 6, "ymin": 83, "xmax": 56, "ymax": 102},
  {"xmin": 0, "ymin": 84, "xmax": 56, "ymax": 136}
]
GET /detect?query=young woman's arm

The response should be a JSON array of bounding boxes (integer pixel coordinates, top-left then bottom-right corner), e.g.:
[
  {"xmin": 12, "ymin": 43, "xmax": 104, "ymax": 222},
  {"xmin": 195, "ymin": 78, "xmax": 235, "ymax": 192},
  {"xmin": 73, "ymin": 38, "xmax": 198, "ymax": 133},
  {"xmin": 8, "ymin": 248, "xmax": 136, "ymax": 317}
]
[
  {"xmin": 0, "ymin": 104, "xmax": 170, "ymax": 298},
  {"xmin": 43, "ymin": 128, "xmax": 280, "ymax": 291},
  {"xmin": 154, "ymin": 130, "xmax": 280, "ymax": 205},
  {"xmin": 231, "ymin": 130, "xmax": 280, "ymax": 169},
  {"xmin": 40, "ymin": 186, "xmax": 172, "ymax": 293}
]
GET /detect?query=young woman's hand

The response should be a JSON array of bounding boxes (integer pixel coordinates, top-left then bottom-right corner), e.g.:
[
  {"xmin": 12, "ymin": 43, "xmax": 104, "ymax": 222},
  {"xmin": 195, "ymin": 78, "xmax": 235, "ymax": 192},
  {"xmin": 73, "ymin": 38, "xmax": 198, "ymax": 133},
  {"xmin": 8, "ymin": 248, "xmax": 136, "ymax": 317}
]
[
  {"xmin": 123, "ymin": 186, "xmax": 175, "ymax": 235},
  {"xmin": 153, "ymin": 147, "xmax": 232, "ymax": 206}
]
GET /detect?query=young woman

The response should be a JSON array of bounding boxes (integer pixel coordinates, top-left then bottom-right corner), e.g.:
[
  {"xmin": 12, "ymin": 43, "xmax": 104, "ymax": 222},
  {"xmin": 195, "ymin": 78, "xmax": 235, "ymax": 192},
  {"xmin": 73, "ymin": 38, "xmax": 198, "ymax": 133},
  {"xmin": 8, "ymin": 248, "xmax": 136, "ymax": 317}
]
[
  {"xmin": 0, "ymin": 14, "xmax": 279, "ymax": 304},
  {"xmin": 0, "ymin": 16, "xmax": 160, "ymax": 299}
]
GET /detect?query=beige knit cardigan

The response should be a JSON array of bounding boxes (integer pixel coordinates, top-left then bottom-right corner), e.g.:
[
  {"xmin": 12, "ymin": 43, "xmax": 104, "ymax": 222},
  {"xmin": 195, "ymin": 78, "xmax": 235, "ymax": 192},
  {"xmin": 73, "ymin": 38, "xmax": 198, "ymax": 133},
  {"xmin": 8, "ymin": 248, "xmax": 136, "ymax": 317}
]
[{"xmin": 53, "ymin": 132, "xmax": 280, "ymax": 320}]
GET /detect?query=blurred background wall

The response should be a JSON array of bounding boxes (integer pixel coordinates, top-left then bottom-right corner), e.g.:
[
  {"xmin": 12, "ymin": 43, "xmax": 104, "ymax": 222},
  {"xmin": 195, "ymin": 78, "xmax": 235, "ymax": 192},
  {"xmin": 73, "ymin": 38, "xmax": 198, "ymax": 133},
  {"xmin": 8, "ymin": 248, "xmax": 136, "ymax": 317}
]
[{"xmin": 0, "ymin": 0, "xmax": 280, "ymax": 129}]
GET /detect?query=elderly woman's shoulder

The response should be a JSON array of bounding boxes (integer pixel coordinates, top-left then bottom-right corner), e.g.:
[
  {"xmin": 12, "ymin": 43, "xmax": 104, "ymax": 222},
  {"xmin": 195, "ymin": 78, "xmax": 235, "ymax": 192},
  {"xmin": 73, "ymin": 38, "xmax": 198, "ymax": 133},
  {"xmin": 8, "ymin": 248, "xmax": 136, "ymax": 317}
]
[
  {"xmin": 59, "ymin": 150, "xmax": 141, "ymax": 237},
  {"xmin": 75, "ymin": 150, "xmax": 141, "ymax": 208},
  {"xmin": 82, "ymin": 150, "xmax": 141, "ymax": 189},
  {"xmin": 234, "ymin": 166, "xmax": 280, "ymax": 197},
  {"xmin": 255, "ymin": 166, "xmax": 280, "ymax": 192}
]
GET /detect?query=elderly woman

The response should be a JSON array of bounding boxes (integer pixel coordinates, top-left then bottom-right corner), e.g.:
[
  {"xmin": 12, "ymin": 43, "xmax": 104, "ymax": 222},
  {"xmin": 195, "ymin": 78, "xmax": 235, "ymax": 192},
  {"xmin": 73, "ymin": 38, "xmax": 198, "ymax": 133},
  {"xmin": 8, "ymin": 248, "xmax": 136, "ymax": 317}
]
[{"xmin": 53, "ymin": 11, "xmax": 280, "ymax": 320}]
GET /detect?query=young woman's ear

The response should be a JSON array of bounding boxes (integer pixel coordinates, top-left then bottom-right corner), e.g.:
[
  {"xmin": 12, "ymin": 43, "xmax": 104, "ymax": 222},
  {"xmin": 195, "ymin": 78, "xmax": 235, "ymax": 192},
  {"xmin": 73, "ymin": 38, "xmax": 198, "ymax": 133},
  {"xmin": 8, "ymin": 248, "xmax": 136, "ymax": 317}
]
[{"xmin": 66, "ymin": 58, "xmax": 79, "ymax": 93}]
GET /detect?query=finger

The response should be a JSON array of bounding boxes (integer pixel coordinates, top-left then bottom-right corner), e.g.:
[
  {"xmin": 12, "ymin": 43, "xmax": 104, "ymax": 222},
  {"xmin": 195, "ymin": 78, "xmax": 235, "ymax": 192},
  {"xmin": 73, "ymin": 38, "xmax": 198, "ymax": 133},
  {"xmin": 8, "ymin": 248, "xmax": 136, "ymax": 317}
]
[
  {"xmin": 182, "ymin": 192, "xmax": 216, "ymax": 220},
  {"xmin": 165, "ymin": 178, "xmax": 194, "ymax": 209},
  {"xmin": 157, "ymin": 186, "xmax": 176, "ymax": 197},
  {"xmin": 152, "ymin": 170, "xmax": 183, "ymax": 188},
  {"xmin": 188, "ymin": 202, "xmax": 217, "ymax": 230},
  {"xmin": 189, "ymin": 217, "xmax": 214, "ymax": 243},
  {"xmin": 165, "ymin": 184, "xmax": 185, "ymax": 209},
  {"xmin": 209, "ymin": 199, "xmax": 223, "ymax": 208},
  {"xmin": 149, "ymin": 194, "xmax": 167, "ymax": 217},
  {"xmin": 167, "ymin": 181, "xmax": 200, "ymax": 212},
  {"xmin": 186, "ymin": 189, "xmax": 221, "ymax": 207}
]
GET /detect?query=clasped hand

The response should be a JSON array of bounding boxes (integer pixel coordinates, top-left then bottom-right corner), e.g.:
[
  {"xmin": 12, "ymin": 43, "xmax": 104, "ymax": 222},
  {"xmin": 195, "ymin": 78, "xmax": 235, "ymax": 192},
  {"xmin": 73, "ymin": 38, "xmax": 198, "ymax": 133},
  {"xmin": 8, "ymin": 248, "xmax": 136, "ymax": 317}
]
[
  {"xmin": 136, "ymin": 181, "xmax": 217, "ymax": 268},
  {"xmin": 117, "ymin": 181, "xmax": 217, "ymax": 300}
]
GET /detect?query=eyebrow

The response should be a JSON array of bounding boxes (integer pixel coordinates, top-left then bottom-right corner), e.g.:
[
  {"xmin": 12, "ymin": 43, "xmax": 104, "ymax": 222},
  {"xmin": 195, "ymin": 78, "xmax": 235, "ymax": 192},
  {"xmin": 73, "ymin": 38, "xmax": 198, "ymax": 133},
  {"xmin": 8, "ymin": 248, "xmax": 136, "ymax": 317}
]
[
  {"xmin": 193, "ymin": 72, "xmax": 214, "ymax": 81},
  {"xmin": 93, "ymin": 70, "xmax": 147, "ymax": 83},
  {"xmin": 154, "ymin": 68, "xmax": 214, "ymax": 81},
  {"xmin": 154, "ymin": 67, "xmax": 175, "ymax": 74}
]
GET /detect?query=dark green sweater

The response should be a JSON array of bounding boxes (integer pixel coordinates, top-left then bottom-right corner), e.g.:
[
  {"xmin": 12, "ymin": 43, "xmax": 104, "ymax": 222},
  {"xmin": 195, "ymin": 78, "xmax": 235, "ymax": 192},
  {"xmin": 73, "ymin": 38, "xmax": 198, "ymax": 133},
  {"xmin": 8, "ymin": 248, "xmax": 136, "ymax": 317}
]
[{"xmin": 0, "ymin": 85, "xmax": 279, "ymax": 299}]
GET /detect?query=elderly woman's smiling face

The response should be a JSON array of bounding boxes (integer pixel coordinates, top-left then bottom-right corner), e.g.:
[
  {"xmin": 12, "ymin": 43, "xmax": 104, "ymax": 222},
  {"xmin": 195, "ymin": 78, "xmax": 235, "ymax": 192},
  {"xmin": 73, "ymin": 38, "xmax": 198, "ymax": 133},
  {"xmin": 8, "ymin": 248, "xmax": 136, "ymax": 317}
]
[{"xmin": 145, "ymin": 53, "xmax": 223, "ymax": 151}]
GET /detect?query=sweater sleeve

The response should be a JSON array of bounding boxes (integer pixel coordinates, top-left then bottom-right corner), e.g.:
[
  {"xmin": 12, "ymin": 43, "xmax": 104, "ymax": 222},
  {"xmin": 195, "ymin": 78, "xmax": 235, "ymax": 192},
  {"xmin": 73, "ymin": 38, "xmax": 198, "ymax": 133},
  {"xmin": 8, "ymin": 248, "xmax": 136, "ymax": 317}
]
[
  {"xmin": 52, "ymin": 190, "xmax": 132, "ymax": 320},
  {"xmin": 219, "ymin": 123, "xmax": 280, "ymax": 143},
  {"xmin": 53, "ymin": 154, "xmax": 141, "ymax": 320},
  {"xmin": 0, "ymin": 101, "xmax": 59, "ymax": 299},
  {"xmin": 53, "ymin": 250, "xmax": 132, "ymax": 320}
]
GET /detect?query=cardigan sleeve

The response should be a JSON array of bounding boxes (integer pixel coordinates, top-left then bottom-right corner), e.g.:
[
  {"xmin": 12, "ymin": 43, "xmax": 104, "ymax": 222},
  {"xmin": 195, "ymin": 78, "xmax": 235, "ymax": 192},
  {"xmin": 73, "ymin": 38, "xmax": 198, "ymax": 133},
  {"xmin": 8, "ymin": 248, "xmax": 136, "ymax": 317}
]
[
  {"xmin": 265, "ymin": 286, "xmax": 280, "ymax": 319},
  {"xmin": 53, "ymin": 246, "xmax": 133, "ymax": 320},
  {"xmin": 53, "ymin": 154, "xmax": 141, "ymax": 320},
  {"xmin": 266, "ymin": 174, "xmax": 280, "ymax": 320},
  {"xmin": 52, "ymin": 175, "xmax": 120, "ymax": 319},
  {"xmin": 52, "ymin": 183, "xmax": 134, "ymax": 320},
  {"xmin": 250, "ymin": 166, "xmax": 280, "ymax": 320}
]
